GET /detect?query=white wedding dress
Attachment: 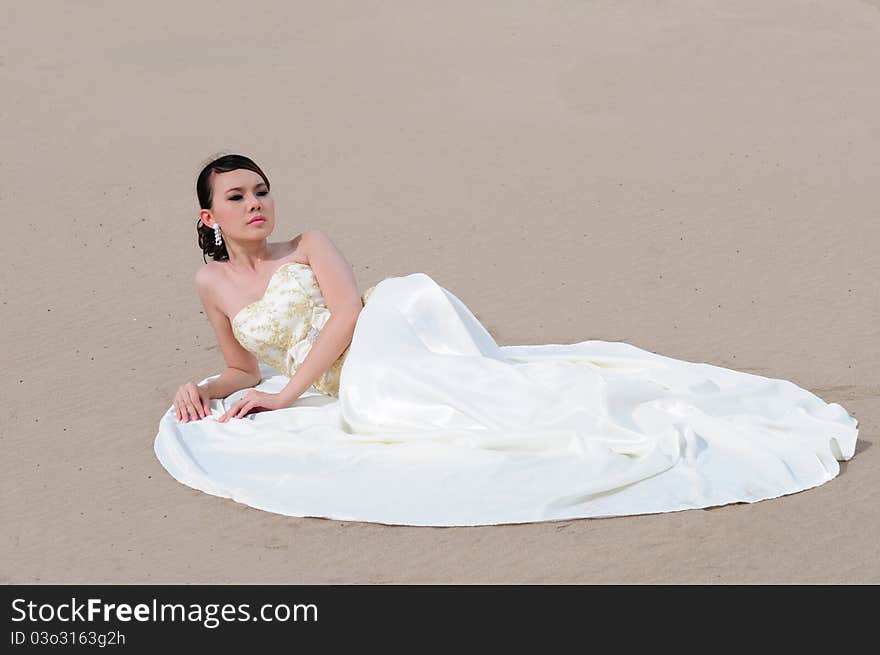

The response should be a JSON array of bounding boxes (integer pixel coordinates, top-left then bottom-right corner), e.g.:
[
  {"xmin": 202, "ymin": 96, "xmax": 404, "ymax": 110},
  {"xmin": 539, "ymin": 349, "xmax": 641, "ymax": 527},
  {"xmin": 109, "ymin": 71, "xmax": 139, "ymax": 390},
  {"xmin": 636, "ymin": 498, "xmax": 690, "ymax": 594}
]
[{"xmin": 153, "ymin": 262, "xmax": 859, "ymax": 526}]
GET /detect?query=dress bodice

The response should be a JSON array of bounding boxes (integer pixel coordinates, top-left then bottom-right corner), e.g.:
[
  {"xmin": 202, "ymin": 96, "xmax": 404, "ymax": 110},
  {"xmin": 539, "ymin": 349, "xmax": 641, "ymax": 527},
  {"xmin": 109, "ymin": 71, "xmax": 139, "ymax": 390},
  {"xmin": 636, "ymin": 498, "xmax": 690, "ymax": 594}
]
[{"xmin": 231, "ymin": 261, "xmax": 375, "ymax": 398}]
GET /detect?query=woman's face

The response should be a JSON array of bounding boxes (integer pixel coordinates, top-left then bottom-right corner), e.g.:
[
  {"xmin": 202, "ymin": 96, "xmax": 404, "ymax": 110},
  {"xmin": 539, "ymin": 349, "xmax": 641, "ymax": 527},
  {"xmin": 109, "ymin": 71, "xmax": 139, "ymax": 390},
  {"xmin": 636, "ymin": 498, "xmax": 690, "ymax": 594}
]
[{"xmin": 202, "ymin": 168, "xmax": 275, "ymax": 242}]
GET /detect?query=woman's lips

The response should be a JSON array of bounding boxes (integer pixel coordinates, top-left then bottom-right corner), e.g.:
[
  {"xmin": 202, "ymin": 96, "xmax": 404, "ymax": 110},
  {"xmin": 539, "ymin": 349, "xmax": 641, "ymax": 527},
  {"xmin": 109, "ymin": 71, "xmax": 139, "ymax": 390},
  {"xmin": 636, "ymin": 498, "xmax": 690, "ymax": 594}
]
[{"xmin": 248, "ymin": 218, "xmax": 266, "ymax": 225}]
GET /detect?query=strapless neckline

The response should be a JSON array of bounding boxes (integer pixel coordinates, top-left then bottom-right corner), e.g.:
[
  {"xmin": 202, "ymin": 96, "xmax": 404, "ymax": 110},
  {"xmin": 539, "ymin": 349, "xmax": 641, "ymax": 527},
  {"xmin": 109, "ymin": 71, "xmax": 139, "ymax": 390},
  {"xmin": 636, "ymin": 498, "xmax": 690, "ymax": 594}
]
[{"xmin": 231, "ymin": 261, "xmax": 311, "ymax": 324}]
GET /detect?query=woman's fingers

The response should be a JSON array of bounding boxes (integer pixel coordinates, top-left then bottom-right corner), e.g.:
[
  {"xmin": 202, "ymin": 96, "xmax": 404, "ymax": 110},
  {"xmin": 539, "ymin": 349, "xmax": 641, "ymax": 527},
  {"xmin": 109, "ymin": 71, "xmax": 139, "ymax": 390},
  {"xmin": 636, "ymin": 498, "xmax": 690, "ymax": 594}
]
[
  {"xmin": 183, "ymin": 398, "xmax": 196, "ymax": 422},
  {"xmin": 179, "ymin": 387, "xmax": 206, "ymax": 422},
  {"xmin": 223, "ymin": 398, "xmax": 255, "ymax": 422},
  {"xmin": 198, "ymin": 386, "xmax": 211, "ymax": 416},
  {"xmin": 218, "ymin": 393, "xmax": 267, "ymax": 422},
  {"xmin": 179, "ymin": 394, "xmax": 202, "ymax": 422},
  {"xmin": 232, "ymin": 400, "xmax": 252, "ymax": 420},
  {"xmin": 174, "ymin": 384, "xmax": 211, "ymax": 422},
  {"xmin": 188, "ymin": 387, "xmax": 206, "ymax": 419},
  {"xmin": 187, "ymin": 387, "xmax": 205, "ymax": 418},
  {"xmin": 220, "ymin": 399, "xmax": 244, "ymax": 422},
  {"xmin": 174, "ymin": 392, "xmax": 185, "ymax": 421}
]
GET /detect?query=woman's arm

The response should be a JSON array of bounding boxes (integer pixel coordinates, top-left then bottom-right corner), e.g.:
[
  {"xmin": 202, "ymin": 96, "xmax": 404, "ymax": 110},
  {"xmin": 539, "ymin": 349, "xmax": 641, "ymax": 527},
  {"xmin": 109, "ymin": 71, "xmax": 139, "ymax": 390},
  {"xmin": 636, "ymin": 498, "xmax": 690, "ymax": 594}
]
[
  {"xmin": 278, "ymin": 230, "xmax": 363, "ymax": 403},
  {"xmin": 278, "ymin": 313, "xmax": 359, "ymax": 403},
  {"xmin": 199, "ymin": 367, "xmax": 262, "ymax": 399},
  {"xmin": 194, "ymin": 264, "xmax": 263, "ymax": 396}
]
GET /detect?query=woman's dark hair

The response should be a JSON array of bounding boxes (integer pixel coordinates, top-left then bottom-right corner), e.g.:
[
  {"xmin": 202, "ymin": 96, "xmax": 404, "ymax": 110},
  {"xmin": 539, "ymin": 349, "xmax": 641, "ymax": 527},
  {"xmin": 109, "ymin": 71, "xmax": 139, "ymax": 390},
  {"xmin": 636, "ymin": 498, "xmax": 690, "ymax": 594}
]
[{"xmin": 196, "ymin": 153, "xmax": 271, "ymax": 263}]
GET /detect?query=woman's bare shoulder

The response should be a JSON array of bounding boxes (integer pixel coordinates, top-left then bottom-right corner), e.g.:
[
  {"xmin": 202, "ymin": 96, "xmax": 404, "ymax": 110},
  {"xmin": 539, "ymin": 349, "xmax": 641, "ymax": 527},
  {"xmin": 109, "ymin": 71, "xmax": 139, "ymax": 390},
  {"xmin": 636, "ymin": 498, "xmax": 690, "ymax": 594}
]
[
  {"xmin": 194, "ymin": 261, "xmax": 224, "ymax": 306},
  {"xmin": 195, "ymin": 259, "xmax": 225, "ymax": 282}
]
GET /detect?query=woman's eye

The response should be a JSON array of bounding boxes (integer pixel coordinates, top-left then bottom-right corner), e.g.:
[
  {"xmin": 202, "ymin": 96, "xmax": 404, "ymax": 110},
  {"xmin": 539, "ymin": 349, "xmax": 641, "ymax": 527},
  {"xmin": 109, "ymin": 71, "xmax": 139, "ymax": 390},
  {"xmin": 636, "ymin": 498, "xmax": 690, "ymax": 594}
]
[{"xmin": 228, "ymin": 191, "xmax": 267, "ymax": 201}]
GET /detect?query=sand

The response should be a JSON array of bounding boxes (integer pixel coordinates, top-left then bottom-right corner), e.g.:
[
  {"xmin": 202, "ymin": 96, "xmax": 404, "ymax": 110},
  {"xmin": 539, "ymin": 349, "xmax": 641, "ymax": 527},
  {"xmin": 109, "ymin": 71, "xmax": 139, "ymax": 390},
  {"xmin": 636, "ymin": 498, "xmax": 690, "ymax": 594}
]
[{"xmin": 2, "ymin": 0, "xmax": 878, "ymax": 583}]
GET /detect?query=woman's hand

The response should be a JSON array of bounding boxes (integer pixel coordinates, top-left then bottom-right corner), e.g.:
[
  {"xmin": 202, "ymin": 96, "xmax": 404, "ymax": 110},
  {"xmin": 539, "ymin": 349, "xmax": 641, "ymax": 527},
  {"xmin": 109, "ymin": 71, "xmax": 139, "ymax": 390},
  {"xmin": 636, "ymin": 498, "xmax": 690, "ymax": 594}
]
[
  {"xmin": 174, "ymin": 382, "xmax": 212, "ymax": 423},
  {"xmin": 218, "ymin": 390, "xmax": 288, "ymax": 422}
]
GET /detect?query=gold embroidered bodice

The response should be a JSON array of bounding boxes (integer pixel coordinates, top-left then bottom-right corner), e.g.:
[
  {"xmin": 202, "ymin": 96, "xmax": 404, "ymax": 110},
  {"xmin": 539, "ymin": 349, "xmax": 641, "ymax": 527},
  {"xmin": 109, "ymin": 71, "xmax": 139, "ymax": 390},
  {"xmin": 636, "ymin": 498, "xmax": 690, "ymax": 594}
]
[{"xmin": 231, "ymin": 262, "xmax": 376, "ymax": 398}]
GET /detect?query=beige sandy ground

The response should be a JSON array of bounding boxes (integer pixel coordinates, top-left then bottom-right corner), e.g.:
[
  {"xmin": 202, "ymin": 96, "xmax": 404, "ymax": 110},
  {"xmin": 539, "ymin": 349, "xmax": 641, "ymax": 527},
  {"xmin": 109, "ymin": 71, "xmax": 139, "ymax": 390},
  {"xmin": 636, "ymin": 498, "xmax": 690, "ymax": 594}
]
[{"xmin": 2, "ymin": 1, "xmax": 878, "ymax": 583}]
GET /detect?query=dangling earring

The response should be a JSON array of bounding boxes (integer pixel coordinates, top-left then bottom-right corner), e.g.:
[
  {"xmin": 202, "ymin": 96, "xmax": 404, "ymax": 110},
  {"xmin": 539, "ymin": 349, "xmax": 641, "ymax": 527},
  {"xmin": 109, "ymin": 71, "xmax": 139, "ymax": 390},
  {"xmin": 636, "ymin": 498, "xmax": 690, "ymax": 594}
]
[{"xmin": 214, "ymin": 223, "xmax": 223, "ymax": 246}]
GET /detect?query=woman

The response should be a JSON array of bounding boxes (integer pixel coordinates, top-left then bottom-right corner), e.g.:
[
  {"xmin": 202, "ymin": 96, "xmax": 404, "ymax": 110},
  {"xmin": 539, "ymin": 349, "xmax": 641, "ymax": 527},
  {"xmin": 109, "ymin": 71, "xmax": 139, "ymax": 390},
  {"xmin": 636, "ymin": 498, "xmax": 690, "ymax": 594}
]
[
  {"xmin": 173, "ymin": 155, "xmax": 371, "ymax": 423},
  {"xmin": 154, "ymin": 154, "xmax": 859, "ymax": 527}
]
